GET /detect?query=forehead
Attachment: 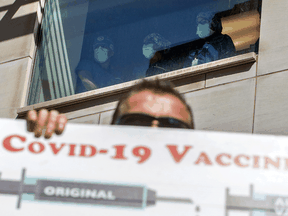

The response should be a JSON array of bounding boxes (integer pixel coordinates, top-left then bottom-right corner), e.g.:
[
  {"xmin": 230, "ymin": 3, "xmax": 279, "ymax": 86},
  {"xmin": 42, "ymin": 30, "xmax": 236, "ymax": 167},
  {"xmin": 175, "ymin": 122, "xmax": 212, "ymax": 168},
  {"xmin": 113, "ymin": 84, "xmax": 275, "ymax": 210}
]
[
  {"xmin": 95, "ymin": 46, "xmax": 108, "ymax": 50},
  {"xmin": 121, "ymin": 90, "xmax": 191, "ymax": 124},
  {"xmin": 143, "ymin": 44, "xmax": 154, "ymax": 48},
  {"xmin": 197, "ymin": 17, "xmax": 209, "ymax": 24}
]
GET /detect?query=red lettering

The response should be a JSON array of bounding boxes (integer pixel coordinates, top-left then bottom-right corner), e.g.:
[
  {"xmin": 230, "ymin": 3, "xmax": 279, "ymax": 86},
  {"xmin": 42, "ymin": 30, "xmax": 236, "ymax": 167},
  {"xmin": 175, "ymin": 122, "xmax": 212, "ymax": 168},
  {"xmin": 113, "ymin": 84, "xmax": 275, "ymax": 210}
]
[
  {"xmin": 111, "ymin": 145, "xmax": 127, "ymax": 160},
  {"xmin": 68, "ymin": 144, "xmax": 76, "ymax": 156},
  {"xmin": 132, "ymin": 146, "xmax": 151, "ymax": 164},
  {"xmin": 79, "ymin": 145, "xmax": 97, "ymax": 157},
  {"xmin": 234, "ymin": 155, "xmax": 250, "ymax": 167},
  {"xmin": 253, "ymin": 156, "xmax": 260, "ymax": 168},
  {"xmin": 166, "ymin": 145, "xmax": 192, "ymax": 163},
  {"xmin": 264, "ymin": 157, "xmax": 280, "ymax": 169},
  {"xmin": 28, "ymin": 142, "xmax": 45, "ymax": 154},
  {"xmin": 215, "ymin": 153, "xmax": 231, "ymax": 166},
  {"xmin": 3, "ymin": 135, "xmax": 26, "ymax": 152},
  {"xmin": 194, "ymin": 152, "xmax": 213, "ymax": 165},
  {"xmin": 49, "ymin": 143, "xmax": 66, "ymax": 155}
]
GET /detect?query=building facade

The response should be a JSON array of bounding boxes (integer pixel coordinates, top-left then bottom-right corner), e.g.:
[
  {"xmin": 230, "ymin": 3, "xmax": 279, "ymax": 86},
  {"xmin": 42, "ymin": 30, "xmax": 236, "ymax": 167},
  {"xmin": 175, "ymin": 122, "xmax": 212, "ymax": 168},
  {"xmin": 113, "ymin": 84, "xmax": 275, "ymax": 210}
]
[{"xmin": 1, "ymin": 0, "xmax": 287, "ymax": 135}]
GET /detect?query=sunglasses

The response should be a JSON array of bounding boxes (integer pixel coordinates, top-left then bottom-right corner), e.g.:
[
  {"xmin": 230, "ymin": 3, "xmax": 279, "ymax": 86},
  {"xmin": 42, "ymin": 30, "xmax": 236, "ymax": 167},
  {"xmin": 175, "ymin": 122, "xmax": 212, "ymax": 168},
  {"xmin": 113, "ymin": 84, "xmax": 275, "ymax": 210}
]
[{"xmin": 115, "ymin": 113, "xmax": 191, "ymax": 129}]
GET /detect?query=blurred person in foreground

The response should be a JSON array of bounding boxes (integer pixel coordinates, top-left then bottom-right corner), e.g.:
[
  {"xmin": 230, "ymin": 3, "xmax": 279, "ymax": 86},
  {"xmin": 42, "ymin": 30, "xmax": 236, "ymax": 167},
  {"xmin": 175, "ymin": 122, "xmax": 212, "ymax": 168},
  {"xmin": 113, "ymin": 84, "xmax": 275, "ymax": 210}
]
[{"xmin": 26, "ymin": 79, "xmax": 195, "ymax": 139}]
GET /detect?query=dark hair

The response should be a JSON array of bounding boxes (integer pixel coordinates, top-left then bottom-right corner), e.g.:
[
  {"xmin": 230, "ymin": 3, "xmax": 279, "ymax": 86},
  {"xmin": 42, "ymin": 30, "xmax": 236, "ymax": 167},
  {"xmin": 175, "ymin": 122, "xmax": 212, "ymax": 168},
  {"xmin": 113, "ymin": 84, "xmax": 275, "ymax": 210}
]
[{"xmin": 111, "ymin": 79, "xmax": 195, "ymax": 129}]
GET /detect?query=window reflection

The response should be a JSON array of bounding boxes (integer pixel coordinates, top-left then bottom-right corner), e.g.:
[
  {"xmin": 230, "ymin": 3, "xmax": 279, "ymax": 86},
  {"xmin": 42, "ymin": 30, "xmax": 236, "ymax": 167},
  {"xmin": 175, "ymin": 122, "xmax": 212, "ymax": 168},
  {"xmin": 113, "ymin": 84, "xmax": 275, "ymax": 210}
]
[{"xmin": 29, "ymin": 0, "xmax": 261, "ymax": 104}]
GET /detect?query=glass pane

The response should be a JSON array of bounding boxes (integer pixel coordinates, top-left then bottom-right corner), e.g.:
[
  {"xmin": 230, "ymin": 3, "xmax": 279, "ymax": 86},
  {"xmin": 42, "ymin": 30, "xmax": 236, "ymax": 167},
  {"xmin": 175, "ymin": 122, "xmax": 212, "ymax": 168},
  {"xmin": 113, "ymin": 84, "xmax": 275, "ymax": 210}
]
[{"xmin": 28, "ymin": 0, "xmax": 261, "ymax": 104}]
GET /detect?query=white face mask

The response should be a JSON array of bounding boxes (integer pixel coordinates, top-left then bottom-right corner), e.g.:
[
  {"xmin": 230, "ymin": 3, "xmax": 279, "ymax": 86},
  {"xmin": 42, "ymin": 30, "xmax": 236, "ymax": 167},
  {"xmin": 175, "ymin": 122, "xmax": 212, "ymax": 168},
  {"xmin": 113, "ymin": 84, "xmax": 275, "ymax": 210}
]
[
  {"xmin": 196, "ymin": 23, "xmax": 214, "ymax": 38},
  {"xmin": 142, "ymin": 44, "xmax": 156, "ymax": 59},
  {"xmin": 94, "ymin": 46, "xmax": 109, "ymax": 63}
]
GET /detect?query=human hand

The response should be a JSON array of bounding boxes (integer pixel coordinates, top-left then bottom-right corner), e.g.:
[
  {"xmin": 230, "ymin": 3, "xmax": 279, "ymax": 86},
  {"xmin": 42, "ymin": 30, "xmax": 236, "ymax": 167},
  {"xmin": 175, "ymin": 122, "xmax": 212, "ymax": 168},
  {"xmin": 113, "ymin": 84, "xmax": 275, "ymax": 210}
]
[
  {"xmin": 203, "ymin": 43, "xmax": 218, "ymax": 60},
  {"xmin": 192, "ymin": 58, "xmax": 198, "ymax": 66},
  {"xmin": 26, "ymin": 109, "xmax": 67, "ymax": 139},
  {"xmin": 78, "ymin": 70, "xmax": 98, "ymax": 90}
]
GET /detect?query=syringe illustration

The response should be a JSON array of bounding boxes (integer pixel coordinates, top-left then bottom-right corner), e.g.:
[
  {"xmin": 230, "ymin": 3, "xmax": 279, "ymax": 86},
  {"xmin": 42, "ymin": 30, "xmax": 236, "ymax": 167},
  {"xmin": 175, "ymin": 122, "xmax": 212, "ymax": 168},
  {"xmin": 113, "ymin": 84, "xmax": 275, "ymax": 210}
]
[
  {"xmin": 226, "ymin": 185, "xmax": 288, "ymax": 216},
  {"xmin": 0, "ymin": 169, "xmax": 192, "ymax": 209}
]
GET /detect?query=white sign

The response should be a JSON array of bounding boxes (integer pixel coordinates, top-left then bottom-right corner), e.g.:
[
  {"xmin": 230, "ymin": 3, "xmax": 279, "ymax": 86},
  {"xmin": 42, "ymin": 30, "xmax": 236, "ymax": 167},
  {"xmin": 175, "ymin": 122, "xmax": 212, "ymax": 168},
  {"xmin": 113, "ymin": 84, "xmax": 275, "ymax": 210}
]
[{"xmin": 0, "ymin": 118, "xmax": 288, "ymax": 216}]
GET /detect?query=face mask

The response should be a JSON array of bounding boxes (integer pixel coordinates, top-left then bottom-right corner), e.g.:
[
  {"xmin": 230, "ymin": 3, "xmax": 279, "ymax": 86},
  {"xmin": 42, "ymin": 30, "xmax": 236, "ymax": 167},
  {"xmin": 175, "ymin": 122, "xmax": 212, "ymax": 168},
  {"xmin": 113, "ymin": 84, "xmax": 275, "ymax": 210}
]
[
  {"xmin": 142, "ymin": 44, "xmax": 156, "ymax": 59},
  {"xmin": 94, "ymin": 46, "xmax": 109, "ymax": 63},
  {"xmin": 196, "ymin": 23, "xmax": 214, "ymax": 38}
]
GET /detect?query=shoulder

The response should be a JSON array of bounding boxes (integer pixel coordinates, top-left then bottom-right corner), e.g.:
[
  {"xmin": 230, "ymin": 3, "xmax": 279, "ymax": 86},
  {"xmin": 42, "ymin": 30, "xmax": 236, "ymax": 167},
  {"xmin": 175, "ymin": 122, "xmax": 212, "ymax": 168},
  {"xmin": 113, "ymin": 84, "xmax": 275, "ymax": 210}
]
[
  {"xmin": 212, "ymin": 33, "xmax": 235, "ymax": 47},
  {"xmin": 222, "ymin": 34, "xmax": 235, "ymax": 48},
  {"xmin": 210, "ymin": 33, "xmax": 230, "ymax": 41},
  {"xmin": 222, "ymin": 34, "xmax": 233, "ymax": 41}
]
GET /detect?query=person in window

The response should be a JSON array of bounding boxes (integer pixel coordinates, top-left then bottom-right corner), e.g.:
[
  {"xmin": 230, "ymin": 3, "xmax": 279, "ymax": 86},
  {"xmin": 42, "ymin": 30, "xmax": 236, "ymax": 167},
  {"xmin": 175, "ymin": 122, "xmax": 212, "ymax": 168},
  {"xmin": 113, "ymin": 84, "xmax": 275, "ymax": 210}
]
[
  {"xmin": 187, "ymin": 12, "xmax": 235, "ymax": 66},
  {"xmin": 132, "ymin": 33, "xmax": 171, "ymax": 79},
  {"xmin": 75, "ymin": 36, "xmax": 121, "ymax": 93},
  {"xmin": 142, "ymin": 33, "xmax": 172, "ymax": 77}
]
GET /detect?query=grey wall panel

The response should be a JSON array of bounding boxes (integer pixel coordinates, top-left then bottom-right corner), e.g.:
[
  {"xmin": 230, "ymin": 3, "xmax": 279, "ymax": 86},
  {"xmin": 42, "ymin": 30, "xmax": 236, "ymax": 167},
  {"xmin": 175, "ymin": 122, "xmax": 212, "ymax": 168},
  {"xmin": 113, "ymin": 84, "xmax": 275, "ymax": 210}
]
[
  {"xmin": 206, "ymin": 62, "xmax": 256, "ymax": 87},
  {"xmin": 64, "ymin": 100, "xmax": 118, "ymax": 120},
  {"xmin": 68, "ymin": 113, "xmax": 100, "ymax": 125},
  {"xmin": 99, "ymin": 110, "xmax": 115, "ymax": 125},
  {"xmin": 184, "ymin": 78, "xmax": 256, "ymax": 133},
  {"xmin": 173, "ymin": 74, "xmax": 205, "ymax": 94},
  {"xmin": 257, "ymin": 0, "xmax": 288, "ymax": 75},
  {"xmin": 254, "ymin": 70, "xmax": 288, "ymax": 135}
]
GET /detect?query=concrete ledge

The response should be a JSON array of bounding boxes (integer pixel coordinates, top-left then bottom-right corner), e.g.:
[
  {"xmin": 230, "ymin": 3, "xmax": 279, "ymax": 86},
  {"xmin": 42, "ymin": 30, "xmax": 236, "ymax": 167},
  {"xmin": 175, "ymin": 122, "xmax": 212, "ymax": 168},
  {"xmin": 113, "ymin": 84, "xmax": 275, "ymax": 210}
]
[{"xmin": 17, "ymin": 52, "xmax": 257, "ymax": 118}]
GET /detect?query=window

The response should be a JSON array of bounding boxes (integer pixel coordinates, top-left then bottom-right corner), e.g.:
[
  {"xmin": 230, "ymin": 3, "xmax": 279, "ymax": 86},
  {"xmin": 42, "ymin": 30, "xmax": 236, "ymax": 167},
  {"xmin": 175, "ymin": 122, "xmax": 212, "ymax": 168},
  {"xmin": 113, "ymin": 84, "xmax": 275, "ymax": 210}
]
[{"xmin": 28, "ymin": 0, "xmax": 261, "ymax": 105}]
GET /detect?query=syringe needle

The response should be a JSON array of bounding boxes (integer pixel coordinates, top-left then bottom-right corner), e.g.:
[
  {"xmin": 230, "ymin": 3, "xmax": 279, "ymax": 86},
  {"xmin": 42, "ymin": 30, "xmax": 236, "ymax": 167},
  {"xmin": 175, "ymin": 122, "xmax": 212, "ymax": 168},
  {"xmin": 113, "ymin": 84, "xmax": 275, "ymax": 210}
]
[
  {"xmin": 156, "ymin": 196, "xmax": 193, "ymax": 204},
  {"xmin": 0, "ymin": 168, "xmax": 194, "ymax": 209}
]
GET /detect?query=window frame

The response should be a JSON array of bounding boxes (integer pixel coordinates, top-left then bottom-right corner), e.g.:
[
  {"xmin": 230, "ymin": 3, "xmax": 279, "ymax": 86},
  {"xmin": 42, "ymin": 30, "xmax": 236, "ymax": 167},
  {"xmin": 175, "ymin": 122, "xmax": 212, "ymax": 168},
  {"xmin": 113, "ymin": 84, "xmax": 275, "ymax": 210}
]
[{"xmin": 19, "ymin": 0, "xmax": 261, "ymax": 117}]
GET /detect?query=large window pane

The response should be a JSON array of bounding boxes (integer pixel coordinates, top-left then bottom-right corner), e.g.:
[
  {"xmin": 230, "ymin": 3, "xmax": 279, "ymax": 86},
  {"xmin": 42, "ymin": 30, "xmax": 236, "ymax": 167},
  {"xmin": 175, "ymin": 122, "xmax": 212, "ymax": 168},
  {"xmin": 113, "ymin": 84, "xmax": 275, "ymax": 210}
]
[{"xmin": 28, "ymin": 0, "xmax": 261, "ymax": 104}]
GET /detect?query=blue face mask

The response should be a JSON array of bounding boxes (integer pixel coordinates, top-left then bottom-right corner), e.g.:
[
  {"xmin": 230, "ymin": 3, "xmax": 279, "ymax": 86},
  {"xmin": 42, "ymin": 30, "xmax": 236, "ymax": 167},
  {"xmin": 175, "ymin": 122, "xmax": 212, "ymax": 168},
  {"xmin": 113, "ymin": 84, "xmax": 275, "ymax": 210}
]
[
  {"xmin": 196, "ymin": 23, "xmax": 214, "ymax": 38},
  {"xmin": 142, "ymin": 44, "xmax": 156, "ymax": 59},
  {"xmin": 94, "ymin": 46, "xmax": 109, "ymax": 63}
]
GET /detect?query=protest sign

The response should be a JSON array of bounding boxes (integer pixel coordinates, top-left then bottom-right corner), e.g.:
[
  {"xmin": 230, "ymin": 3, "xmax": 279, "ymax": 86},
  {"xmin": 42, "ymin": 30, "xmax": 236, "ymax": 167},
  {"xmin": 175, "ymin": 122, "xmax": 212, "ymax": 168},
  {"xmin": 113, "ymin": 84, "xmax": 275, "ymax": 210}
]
[{"xmin": 0, "ymin": 118, "xmax": 288, "ymax": 216}]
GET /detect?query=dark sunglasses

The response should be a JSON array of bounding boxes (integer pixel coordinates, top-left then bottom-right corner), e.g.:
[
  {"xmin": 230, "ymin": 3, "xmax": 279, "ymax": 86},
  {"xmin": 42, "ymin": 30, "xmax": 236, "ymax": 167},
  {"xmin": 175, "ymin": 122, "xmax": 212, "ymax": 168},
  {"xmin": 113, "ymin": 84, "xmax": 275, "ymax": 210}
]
[{"xmin": 115, "ymin": 113, "xmax": 191, "ymax": 129}]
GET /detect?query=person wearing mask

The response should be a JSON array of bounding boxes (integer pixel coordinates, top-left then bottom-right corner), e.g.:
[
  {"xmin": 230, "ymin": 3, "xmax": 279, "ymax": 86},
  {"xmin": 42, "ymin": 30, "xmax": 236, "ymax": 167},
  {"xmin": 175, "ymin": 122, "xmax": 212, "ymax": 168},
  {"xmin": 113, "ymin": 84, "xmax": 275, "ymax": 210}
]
[
  {"xmin": 142, "ymin": 33, "xmax": 172, "ymax": 77},
  {"xmin": 26, "ymin": 79, "xmax": 194, "ymax": 139},
  {"xmin": 187, "ymin": 12, "xmax": 235, "ymax": 66},
  {"xmin": 75, "ymin": 36, "xmax": 121, "ymax": 93},
  {"xmin": 132, "ymin": 33, "xmax": 171, "ymax": 79}
]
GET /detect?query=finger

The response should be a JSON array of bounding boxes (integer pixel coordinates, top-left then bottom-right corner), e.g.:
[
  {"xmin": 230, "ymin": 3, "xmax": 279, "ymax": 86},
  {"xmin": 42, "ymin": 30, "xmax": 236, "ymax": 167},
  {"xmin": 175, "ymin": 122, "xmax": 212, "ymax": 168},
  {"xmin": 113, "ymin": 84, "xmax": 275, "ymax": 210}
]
[
  {"xmin": 55, "ymin": 114, "xmax": 67, "ymax": 135},
  {"xmin": 44, "ymin": 110, "xmax": 59, "ymax": 139},
  {"xmin": 26, "ymin": 110, "xmax": 37, "ymax": 132},
  {"xmin": 34, "ymin": 109, "xmax": 49, "ymax": 138}
]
